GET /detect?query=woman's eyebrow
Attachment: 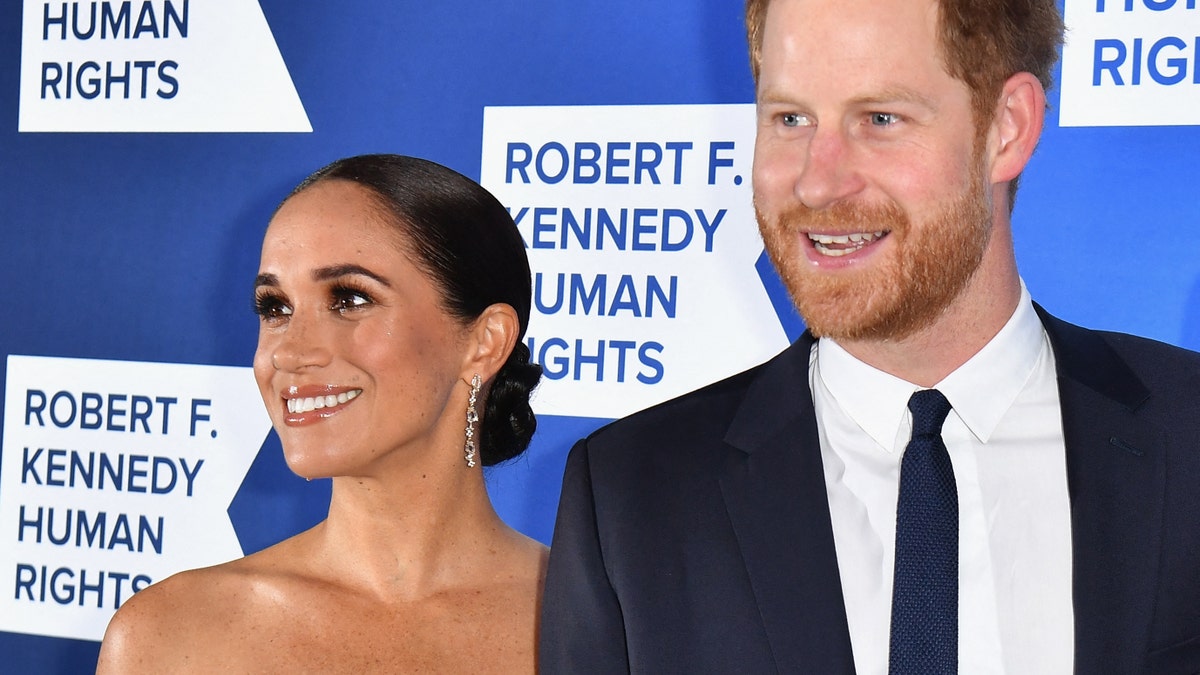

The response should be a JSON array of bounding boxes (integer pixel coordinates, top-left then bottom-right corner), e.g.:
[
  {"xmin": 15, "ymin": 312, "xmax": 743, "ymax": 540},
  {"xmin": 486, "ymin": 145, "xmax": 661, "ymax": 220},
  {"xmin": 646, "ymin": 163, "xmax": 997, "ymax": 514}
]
[{"xmin": 312, "ymin": 263, "xmax": 393, "ymax": 288}]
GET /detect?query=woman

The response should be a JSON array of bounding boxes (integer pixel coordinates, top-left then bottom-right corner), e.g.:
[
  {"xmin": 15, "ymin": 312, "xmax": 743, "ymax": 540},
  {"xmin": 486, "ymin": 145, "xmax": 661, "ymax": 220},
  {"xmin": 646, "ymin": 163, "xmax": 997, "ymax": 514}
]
[{"xmin": 97, "ymin": 154, "xmax": 545, "ymax": 672}]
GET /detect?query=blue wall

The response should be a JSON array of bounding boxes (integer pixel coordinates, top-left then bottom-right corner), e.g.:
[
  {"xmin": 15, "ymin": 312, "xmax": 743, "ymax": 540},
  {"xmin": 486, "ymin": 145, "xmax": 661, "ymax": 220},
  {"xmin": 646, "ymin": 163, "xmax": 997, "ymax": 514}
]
[{"xmin": 2, "ymin": 1, "xmax": 1197, "ymax": 672}]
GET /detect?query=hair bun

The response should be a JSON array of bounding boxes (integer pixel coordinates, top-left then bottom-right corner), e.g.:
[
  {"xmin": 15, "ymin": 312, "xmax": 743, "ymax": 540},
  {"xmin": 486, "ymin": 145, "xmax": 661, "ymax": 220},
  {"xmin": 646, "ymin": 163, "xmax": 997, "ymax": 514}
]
[{"xmin": 480, "ymin": 342, "xmax": 543, "ymax": 466}]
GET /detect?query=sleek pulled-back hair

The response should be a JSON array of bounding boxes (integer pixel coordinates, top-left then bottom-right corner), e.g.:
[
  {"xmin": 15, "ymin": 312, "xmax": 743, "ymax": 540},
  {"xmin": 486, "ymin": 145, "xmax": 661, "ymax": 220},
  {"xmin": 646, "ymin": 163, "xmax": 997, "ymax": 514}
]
[{"xmin": 287, "ymin": 154, "xmax": 542, "ymax": 466}]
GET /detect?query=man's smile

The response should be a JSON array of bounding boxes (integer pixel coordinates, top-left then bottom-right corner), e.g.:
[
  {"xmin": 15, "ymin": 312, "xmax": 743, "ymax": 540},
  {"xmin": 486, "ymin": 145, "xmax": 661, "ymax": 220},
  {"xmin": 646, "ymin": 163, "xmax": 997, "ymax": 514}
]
[{"xmin": 807, "ymin": 230, "xmax": 890, "ymax": 257}]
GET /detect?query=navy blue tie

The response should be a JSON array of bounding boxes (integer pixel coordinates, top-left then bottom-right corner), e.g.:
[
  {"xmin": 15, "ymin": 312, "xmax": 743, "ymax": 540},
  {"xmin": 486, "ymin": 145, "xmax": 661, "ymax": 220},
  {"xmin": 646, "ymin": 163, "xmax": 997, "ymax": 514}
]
[{"xmin": 889, "ymin": 389, "xmax": 957, "ymax": 674}]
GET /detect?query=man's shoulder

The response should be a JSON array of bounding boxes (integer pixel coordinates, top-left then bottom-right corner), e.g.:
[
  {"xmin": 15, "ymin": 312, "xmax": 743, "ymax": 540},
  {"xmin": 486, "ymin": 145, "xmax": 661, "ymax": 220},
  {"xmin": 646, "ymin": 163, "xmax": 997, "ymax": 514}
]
[
  {"xmin": 579, "ymin": 338, "xmax": 812, "ymax": 467},
  {"xmin": 1040, "ymin": 308, "xmax": 1200, "ymax": 404},
  {"xmin": 586, "ymin": 360, "xmax": 765, "ymax": 450},
  {"xmin": 1049, "ymin": 313, "xmax": 1200, "ymax": 375},
  {"xmin": 1093, "ymin": 328, "xmax": 1200, "ymax": 366},
  {"xmin": 1092, "ymin": 328, "xmax": 1200, "ymax": 393}
]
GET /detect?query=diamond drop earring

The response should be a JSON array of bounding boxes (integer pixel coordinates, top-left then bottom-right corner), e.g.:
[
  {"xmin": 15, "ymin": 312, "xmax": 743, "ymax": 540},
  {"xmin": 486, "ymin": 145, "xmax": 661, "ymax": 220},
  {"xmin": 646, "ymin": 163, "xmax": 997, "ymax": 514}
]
[{"xmin": 465, "ymin": 374, "xmax": 481, "ymax": 467}]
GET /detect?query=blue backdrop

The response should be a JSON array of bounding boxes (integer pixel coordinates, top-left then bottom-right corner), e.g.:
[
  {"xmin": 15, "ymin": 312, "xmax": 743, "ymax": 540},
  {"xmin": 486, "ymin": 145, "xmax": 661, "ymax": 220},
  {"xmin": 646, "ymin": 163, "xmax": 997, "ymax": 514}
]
[{"xmin": 2, "ymin": 1, "xmax": 1198, "ymax": 672}]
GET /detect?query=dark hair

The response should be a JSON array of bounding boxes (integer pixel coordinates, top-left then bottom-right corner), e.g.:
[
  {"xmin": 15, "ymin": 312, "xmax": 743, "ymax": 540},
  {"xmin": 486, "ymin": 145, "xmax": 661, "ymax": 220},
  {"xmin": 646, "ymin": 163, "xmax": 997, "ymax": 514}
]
[
  {"xmin": 289, "ymin": 154, "xmax": 542, "ymax": 466},
  {"xmin": 745, "ymin": 0, "xmax": 1064, "ymax": 206}
]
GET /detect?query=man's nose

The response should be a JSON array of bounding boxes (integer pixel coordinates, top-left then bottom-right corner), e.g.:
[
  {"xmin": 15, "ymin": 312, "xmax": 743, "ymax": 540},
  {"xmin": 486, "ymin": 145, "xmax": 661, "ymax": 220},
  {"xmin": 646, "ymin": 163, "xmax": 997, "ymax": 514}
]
[{"xmin": 794, "ymin": 127, "xmax": 867, "ymax": 211}]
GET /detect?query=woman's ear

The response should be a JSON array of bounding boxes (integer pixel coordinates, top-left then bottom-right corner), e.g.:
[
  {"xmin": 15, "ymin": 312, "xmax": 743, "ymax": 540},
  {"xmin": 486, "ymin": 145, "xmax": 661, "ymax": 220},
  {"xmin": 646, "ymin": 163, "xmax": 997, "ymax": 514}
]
[
  {"xmin": 462, "ymin": 303, "xmax": 520, "ymax": 383},
  {"xmin": 987, "ymin": 71, "xmax": 1047, "ymax": 185}
]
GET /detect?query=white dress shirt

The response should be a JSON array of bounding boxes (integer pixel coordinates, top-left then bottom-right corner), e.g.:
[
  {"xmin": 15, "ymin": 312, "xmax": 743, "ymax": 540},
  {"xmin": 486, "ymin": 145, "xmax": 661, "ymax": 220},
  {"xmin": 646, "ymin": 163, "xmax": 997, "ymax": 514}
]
[{"xmin": 810, "ymin": 284, "xmax": 1075, "ymax": 674}]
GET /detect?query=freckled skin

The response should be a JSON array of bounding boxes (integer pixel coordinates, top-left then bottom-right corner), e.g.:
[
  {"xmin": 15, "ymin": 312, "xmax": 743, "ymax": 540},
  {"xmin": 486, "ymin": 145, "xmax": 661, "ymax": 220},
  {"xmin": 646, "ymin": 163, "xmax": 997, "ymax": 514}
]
[
  {"xmin": 97, "ymin": 180, "xmax": 547, "ymax": 674},
  {"xmin": 97, "ymin": 532, "xmax": 549, "ymax": 673},
  {"xmin": 249, "ymin": 186, "xmax": 472, "ymax": 480}
]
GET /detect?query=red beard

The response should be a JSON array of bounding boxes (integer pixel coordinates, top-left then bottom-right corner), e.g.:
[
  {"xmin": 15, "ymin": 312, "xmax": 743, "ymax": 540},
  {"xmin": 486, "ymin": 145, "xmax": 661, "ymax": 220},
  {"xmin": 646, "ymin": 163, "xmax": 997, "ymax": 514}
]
[{"xmin": 756, "ymin": 170, "xmax": 991, "ymax": 342}]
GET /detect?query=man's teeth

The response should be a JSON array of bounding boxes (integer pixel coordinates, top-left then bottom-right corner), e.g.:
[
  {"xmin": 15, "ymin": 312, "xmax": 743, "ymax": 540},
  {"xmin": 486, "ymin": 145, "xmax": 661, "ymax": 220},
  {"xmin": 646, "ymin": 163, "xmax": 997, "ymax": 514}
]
[
  {"xmin": 287, "ymin": 389, "xmax": 361, "ymax": 414},
  {"xmin": 809, "ymin": 231, "xmax": 885, "ymax": 257}
]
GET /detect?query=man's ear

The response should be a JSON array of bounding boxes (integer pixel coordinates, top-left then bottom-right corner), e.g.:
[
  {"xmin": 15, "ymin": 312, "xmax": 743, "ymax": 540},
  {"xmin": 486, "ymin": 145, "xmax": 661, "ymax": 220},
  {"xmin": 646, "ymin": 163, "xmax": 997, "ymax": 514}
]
[
  {"xmin": 987, "ymin": 71, "xmax": 1046, "ymax": 184},
  {"xmin": 462, "ymin": 303, "xmax": 520, "ymax": 383}
]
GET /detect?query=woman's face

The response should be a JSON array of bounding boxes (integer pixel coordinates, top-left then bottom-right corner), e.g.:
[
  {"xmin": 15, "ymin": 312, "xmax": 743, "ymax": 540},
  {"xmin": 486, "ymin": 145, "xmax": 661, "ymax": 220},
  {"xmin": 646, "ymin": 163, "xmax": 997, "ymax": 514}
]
[{"xmin": 253, "ymin": 179, "xmax": 471, "ymax": 479}]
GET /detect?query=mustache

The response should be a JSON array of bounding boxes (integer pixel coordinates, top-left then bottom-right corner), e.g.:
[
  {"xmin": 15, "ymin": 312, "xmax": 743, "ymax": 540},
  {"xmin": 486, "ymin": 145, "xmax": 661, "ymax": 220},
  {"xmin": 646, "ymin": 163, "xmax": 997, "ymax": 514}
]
[{"xmin": 758, "ymin": 198, "xmax": 909, "ymax": 234}]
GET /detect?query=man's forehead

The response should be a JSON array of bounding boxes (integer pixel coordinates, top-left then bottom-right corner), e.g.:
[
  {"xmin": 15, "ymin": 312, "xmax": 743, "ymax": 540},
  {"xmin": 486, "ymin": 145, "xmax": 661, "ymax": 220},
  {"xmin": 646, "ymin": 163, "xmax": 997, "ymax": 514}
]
[
  {"xmin": 757, "ymin": 0, "xmax": 953, "ymax": 94},
  {"xmin": 760, "ymin": 0, "xmax": 942, "ymax": 50}
]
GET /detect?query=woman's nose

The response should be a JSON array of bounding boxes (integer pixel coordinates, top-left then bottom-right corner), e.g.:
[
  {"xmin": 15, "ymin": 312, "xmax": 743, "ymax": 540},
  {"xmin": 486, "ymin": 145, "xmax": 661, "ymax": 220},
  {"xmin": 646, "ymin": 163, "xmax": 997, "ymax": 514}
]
[{"xmin": 266, "ymin": 313, "xmax": 333, "ymax": 372}]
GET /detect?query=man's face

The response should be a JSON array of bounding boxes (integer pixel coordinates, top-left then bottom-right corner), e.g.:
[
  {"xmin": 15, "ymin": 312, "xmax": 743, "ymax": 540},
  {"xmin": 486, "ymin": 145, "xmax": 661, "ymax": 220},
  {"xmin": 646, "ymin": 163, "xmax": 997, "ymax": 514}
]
[{"xmin": 752, "ymin": 0, "xmax": 994, "ymax": 342}]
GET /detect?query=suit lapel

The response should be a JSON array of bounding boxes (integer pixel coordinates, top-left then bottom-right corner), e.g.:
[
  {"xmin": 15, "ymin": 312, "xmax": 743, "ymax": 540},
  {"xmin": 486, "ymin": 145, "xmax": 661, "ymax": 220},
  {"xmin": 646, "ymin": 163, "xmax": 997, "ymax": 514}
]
[
  {"xmin": 1039, "ymin": 308, "xmax": 1165, "ymax": 673},
  {"xmin": 718, "ymin": 335, "xmax": 856, "ymax": 674},
  {"xmin": 718, "ymin": 310, "xmax": 1166, "ymax": 671}
]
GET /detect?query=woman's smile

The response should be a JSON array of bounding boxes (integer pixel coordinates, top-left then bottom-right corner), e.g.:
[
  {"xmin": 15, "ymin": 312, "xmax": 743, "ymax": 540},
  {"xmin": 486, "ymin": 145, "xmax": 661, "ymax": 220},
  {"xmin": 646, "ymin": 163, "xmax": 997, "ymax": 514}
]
[{"xmin": 282, "ymin": 386, "xmax": 364, "ymax": 424}]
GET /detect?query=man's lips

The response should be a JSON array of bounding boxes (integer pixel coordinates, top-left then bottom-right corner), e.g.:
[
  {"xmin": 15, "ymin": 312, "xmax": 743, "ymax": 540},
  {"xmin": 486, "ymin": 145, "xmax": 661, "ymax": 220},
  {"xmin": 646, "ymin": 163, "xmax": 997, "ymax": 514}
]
[{"xmin": 807, "ymin": 230, "xmax": 888, "ymax": 257}]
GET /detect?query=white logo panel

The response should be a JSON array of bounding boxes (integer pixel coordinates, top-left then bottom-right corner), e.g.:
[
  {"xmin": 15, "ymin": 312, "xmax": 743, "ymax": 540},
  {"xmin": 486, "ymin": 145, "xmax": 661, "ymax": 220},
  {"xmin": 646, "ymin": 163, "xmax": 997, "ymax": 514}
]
[
  {"xmin": 0, "ymin": 355, "xmax": 271, "ymax": 641},
  {"xmin": 19, "ymin": 0, "xmax": 311, "ymax": 132},
  {"xmin": 1060, "ymin": 0, "xmax": 1200, "ymax": 126},
  {"xmin": 482, "ymin": 104, "xmax": 789, "ymax": 420}
]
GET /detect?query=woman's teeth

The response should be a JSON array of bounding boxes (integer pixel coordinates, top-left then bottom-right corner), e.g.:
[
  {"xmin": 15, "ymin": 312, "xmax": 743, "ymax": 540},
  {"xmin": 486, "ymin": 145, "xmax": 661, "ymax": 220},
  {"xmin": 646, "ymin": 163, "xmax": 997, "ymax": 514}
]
[{"xmin": 287, "ymin": 389, "xmax": 361, "ymax": 414}]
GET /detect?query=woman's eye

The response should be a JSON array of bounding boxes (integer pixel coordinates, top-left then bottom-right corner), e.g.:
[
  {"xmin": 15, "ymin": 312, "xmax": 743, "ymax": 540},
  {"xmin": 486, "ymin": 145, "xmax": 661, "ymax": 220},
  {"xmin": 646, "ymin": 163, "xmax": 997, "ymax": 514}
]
[
  {"xmin": 254, "ymin": 295, "xmax": 292, "ymax": 321},
  {"xmin": 332, "ymin": 290, "xmax": 371, "ymax": 313},
  {"xmin": 870, "ymin": 112, "xmax": 901, "ymax": 127}
]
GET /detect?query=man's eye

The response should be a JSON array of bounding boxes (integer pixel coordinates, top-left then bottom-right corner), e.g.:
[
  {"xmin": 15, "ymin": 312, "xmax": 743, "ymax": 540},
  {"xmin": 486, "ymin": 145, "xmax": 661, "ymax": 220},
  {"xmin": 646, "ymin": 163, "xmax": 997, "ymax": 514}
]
[
  {"xmin": 781, "ymin": 113, "xmax": 810, "ymax": 128},
  {"xmin": 870, "ymin": 112, "xmax": 901, "ymax": 126}
]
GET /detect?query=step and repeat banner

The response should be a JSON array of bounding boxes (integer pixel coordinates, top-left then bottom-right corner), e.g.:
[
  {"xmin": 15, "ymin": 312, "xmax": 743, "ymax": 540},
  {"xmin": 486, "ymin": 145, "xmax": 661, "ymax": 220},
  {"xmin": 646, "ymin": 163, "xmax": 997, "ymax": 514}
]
[{"xmin": 2, "ymin": 1, "xmax": 1198, "ymax": 672}]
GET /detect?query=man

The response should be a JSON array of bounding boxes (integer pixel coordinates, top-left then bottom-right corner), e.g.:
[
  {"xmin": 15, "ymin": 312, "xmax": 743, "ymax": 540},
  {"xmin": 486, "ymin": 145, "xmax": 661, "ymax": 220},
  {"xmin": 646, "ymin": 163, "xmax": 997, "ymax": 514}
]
[{"xmin": 540, "ymin": 0, "xmax": 1200, "ymax": 672}]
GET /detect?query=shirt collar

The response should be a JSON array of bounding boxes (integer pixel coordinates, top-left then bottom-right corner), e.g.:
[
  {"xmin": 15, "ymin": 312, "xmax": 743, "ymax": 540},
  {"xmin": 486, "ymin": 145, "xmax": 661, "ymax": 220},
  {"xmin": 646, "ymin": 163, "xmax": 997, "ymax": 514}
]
[{"xmin": 816, "ymin": 282, "xmax": 1046, "ymax": 449}]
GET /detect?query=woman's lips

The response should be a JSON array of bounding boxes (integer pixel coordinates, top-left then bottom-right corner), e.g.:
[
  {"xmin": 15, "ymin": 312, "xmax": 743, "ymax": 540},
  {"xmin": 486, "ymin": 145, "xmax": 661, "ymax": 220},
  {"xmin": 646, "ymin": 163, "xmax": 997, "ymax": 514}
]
[
  {"xmin": 280, "ymin": 386, "xmax": 363, "ymax": 425},
  {"xmin": 287, "ymin": 389, "xmax": 361, "ymax": 414}
]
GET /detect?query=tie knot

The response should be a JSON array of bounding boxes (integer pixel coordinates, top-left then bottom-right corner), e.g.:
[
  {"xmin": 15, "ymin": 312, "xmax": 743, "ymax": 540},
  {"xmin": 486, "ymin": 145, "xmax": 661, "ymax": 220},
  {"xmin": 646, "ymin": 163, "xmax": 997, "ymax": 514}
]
[{"xmin": 908, "ymin": 388, "xmax": 951, "ymax": 437}]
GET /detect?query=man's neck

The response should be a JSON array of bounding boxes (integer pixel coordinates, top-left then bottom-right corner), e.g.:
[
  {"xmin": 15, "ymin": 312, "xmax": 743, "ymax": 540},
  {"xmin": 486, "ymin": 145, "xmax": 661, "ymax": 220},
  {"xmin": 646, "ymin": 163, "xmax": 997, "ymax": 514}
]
[{"xmin": 832, "ymin": 261, "xmax": 1023, "ymax": 388}]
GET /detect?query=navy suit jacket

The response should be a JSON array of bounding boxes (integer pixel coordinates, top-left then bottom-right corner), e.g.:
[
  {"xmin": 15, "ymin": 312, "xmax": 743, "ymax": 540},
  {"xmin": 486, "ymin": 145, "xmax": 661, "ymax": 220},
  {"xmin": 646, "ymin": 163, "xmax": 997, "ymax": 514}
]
[{"xmin": 540, "ymin": 309, "xmax": 1200, "ymax": 674}]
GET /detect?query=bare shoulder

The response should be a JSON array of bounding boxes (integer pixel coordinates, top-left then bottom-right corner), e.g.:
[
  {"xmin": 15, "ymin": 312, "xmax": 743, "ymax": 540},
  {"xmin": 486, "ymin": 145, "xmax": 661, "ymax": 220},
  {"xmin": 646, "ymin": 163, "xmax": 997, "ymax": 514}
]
[
  {"xmin": 96, "ymin": 542, "xmax": 302, "ymax": 674},
  {"xmin": 95, "ymin": 527, "xmax": 549, "ymax": 673},
  {"xmin": 492, "ymin": 527, "xmax": 550, "ymax": 593},
  {"xmin": 511, "ymin": 528, "xmax": 550, "ymax": 570}
]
